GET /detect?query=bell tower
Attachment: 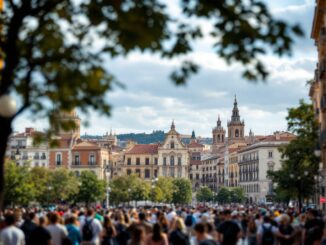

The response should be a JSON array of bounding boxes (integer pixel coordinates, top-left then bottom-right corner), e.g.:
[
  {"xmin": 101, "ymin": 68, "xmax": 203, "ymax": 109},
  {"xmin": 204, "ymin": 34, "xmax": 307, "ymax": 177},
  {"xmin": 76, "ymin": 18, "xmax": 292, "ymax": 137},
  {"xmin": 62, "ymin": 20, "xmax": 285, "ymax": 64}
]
[
  {"xmin": 227, "ymin": 96, "xmax": 245, "ymax": 145},
  {"xmin": 212, "ymin": 115, "xmax": 226, "ymax": 153}
]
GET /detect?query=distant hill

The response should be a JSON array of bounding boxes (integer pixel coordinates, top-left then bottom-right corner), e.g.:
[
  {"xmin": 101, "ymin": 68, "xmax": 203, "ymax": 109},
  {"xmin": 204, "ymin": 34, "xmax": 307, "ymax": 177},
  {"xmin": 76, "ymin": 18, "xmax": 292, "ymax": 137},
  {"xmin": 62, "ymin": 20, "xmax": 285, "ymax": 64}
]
[{"xmin": 117, "ymin": 130, "xmax": 165, "ymax": 144}]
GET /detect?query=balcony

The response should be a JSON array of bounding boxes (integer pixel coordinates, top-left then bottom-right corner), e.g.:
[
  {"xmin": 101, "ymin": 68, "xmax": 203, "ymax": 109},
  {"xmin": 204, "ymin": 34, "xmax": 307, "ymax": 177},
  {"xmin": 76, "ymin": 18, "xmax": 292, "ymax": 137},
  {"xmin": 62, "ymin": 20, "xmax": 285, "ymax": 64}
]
[
  {"xmin": 34, "ymin": 156, "xmax": 40, "ymax": 160},
  {"xmin": 70, "ymin": 164, "xmax": 99, "ymax": 168},
  {"xmin": 41, "ymin": 156, "xmax": 46, "ymax": 160}
]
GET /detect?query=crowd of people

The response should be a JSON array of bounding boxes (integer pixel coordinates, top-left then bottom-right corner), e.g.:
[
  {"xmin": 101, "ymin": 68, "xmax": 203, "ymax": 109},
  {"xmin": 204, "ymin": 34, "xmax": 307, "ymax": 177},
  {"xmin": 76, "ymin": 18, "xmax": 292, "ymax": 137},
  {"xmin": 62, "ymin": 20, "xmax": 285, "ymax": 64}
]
[{"xmin": 0, "ymin": 205, "xmax": 325, "ymax": 245}]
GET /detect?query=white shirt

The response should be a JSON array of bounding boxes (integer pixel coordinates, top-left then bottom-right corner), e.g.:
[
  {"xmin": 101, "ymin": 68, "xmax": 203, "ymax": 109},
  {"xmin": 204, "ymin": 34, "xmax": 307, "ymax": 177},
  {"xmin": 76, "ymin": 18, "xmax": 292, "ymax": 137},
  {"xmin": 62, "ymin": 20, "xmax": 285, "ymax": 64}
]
[
  {"xmin": 166, "ymin": 211, "xmax": 176, "ymax": 222},
  {"xmin": 0, "ymin": 225, "xmax": 25, "ymax": 245},
  {"xmin": 80, "ymin": 217, "xmax": 103, "ymax": 245},
  {"xmin": 257, "ymin": 223, "xmax": 279, "ymax": 235},
  {"xmin": 47, "ymin": 223, "xmax": 68, "ymax": 245}
]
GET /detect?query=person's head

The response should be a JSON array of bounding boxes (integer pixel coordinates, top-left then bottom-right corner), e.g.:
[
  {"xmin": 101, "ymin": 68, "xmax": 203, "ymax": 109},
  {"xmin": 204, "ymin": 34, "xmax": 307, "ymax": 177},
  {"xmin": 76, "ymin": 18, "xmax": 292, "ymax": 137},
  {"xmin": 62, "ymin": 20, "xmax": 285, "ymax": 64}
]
[
  {"xmin": 4, "ymin": 213, "xmax": 15, "ymax": 226},
  {"xmin": 49, "ymin": 212, "xmax": 59, "ymax": 224},
  {"xmin": 194, "ymin": 223, "xmax": 206, "ymax": 240},
  {"xmin": 87, "ymin": 208, "xmax": 94, "ymax": 217},
  {"xmin": 279, "ymin": 214, "xmax": 290, "ymax": 226},
  {"xmin": 152, "ymin": 223, "xmax": 163, "ymax": 241},
  {"xmin": 104, "ymin": 216, "xmax": 113, "ymax": 228},
  {"xmin": 131, "ymin": 225, "xmax": 145, "ymax": 243},
  {"xmin": 174, "ymin": 217, "xmax": 185, "ymax": 231},
  {"xmin": 306, "ymin": 209, "xmax": 318, "ymax": 220},
  {"xmin": 263, "ymin": 215, "xmax": 271, "ymax": 224},
  {"xmin": 138, "ymin": 212, "xmax": 146, "ymax": 221},
  {"xmin": 223, "ymin": 209, "xmax": 232, "ymax": 220},
  {"xmin": 67, "ymin": 215, "xmax": 78, "ymax": 225},
  {"xmin": 39, "ymin": 216, "xmax": 47, "ymax": 226}
]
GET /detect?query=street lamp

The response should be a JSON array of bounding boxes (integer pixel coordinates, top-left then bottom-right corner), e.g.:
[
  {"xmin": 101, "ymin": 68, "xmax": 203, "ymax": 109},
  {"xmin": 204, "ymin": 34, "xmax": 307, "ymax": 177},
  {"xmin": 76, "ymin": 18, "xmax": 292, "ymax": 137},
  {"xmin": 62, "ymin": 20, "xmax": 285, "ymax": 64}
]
[
  {"xmin": 0, "ymin": 94, "xmax": 17, "ymax": 118},
  {"xmin": 106, "ymin": 187, "xmax": 111, "ymax": 209},
  {"xmin": 128, "ymin": 188, "xmax": 131, "ymax": 207}
]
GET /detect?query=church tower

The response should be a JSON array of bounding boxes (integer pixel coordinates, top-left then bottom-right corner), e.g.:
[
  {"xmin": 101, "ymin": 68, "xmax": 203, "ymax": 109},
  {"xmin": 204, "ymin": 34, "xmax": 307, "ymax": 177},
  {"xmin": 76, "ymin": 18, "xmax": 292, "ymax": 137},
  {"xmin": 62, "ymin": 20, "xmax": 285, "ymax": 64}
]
[
  {"xmin": 227, "ymin": 96, "xmax": 245, "ymax": 145},
  {"xmin": 212, "ymin": 115, "xmax": 226, "ymax": 153},
  {"xmin": 57, "ymin": 109, "xmax": 81, "ymax": 139}
]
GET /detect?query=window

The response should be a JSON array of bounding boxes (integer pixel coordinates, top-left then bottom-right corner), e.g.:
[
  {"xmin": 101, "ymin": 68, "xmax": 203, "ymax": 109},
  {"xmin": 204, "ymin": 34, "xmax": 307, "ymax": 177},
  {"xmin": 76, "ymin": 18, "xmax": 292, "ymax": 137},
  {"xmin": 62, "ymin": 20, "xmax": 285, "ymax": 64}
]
[
  {"xmin": 75, "ymin": 171, "xmax": 80, "ymax": 177},
  {"xmin": 127, "ymin": 158, "xmax": 131, "ymax": 165},
  {"xmin": 170, "ymin": 156, "xmax": 174, "ymax": 166},
  {"xmin": 163, "ymin": 168, "xmax": 167, "ymax": 176},
  {"xmin": 34, "ymin": 152, "xmax": 39, "ymax": 160},
  {"xmin": 145, "ymin": 169, "xmax": 150, "ymax": 178},
  {"xmin": 171, "ymin": 141, "xmax": 175, "ymax": 149},
  {"xmin": 190, "ymin": 174, "xmax": 193, "ymax": 180},
  {"xmin": 154, "ymin": 170, "xmax": 158, "ymax": 177},
  {"xmin": 163, "ymin": 157, "xmax": 166, "ymax": 166},
  {"xmin": 56, "ymin": 153, "xmax": 62, "ymax": 166},
  {"xmin": 170, "ymin": 168, "xmax": 174, "ymax": 177},
  {"xmin": 196, "ymin": 174, "xmax": 199, "ymax": 179},
  {"xmin": 35, "ymin": 162, "xmax": 39, "ymax": 167},
  {"xmin": 41, "ymin": 153, "xmax": 46, "ymax": 159},
  {"xmin": 154, "ymin": 158, "xmax": 158, "ymax": 165},
  {"xmin": 178, "ymin": 157, "xmax": 181, "ymax": 166},
  {"xmin": 127, "ymin": 169, "xmax": 132, "ymax": 175},
  {"xmin": 235, "ymin": 129, "xmax": 239, "ymax": 137},
  {"xmin": 178, "ymin": 170, "xmax": 182, "ymax": 177},
  {"xmin": 89, "ymin": 153, "xmax": 96, "ymax": 165},
  {"xmin": 268, "ymin": 151, "xmax": 273, "ymax": 158},
  {"xmin": 135, "ymin": 169, "xmax": 141, "ymax": 177},
  {"xmin": 145, "ymin": 158, "xmax": 150, "ymax": 165},
  {"xmin": 136, "ymin": 158, "xmax": 140, "ymax": 165},
  {"xmin": 74, "ymin": 154, "xmax": 80, "ymax": 165}
]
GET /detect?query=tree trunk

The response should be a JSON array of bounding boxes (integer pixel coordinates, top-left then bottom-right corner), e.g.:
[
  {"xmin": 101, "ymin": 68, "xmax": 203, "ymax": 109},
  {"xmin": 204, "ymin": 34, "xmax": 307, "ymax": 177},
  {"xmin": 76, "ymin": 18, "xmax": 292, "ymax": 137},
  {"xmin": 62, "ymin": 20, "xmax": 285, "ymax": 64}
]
[{"xmin": 0, "ymin": 116, "xmax": 13, "ymax": 210}]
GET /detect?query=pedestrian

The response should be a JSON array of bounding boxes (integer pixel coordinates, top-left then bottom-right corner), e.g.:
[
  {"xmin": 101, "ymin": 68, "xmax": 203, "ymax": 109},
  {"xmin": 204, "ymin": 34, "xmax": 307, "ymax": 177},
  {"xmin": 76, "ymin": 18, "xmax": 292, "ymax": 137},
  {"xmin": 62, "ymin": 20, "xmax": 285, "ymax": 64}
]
[
  {"xmin": 145, "ymin": 223, "xmax": 168, "ymax": 245},
  {"xmin": 217, "ymin": 210, "xmax": 241, "ymax": 245},
  {"xmin": 0, "ymin": 213, "xmax": 25, "ymax": 245},
  {"xmin": 193, "ymin": 222, "xmax": 218, "ymax": 245},
  {"xmin": 102, "ymin": 216, "xmax": 117, "ymax": 245},
  {"xmin": 46, "ymin": 212, "xmax": 69, "ymax": 245},
  {"xmin": 66, "ymin": 215, "xmax": 82, "ymax": 245},
  {"xmin": 29, "ymin": 216, "xmax": 52, "ymax": 245},
  {"xmin": 129, "ymin": 225, "xmax": 146, "ymax": 245},
  {"xmin": 169, "ymin": 217, "xmax": 189, "ymax": 245},
  {"xmin": 20, "ymin": 212, "xmax": 38, "ymax": 245},
  {"xmin": 80, "ymin": 208, "xmax": 103, "ymax": 245}
]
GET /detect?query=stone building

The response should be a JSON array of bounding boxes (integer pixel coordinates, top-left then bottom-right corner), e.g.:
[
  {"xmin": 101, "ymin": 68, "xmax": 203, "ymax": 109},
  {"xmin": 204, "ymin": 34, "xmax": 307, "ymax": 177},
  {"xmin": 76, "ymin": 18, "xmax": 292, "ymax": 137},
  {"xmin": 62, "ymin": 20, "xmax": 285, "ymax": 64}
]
[
  {"xmin": 212, "ymin": 116, "xmax": 226, "ymax": 153},
  {"xmin": 157, "ymin": 122, "xmax": 189, "ymax": 178},
  {"xmin": 6, "ymin": 128, "xmax": 48, "ymax": 167},
  {"xmin": 238, "ymin": 132, "xmax": 295, "ymax": 203},
  {"xmin": 188, "ymin": 130, "xmax": 204, "ymax": 190},
  {"xmin": 228, "ymin": 96, "xmax": 245, "ymax": 145},
  {"xmin": 310, "ymin": 0, "xmax": 326, "ymax": 208}
]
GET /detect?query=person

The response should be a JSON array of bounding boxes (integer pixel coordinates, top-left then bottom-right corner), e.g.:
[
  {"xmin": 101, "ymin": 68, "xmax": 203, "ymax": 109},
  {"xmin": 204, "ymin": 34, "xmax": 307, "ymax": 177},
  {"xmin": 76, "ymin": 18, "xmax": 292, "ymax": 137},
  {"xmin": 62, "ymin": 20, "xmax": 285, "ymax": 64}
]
[
  {"xmin": 145, "ymin": 223, "xmax": 168, "ymax": 245},
  {"xmin": 278, "ymin": 214, "xmax": 295, "ymax": 245},
  {"xmin": 80, "ymin": 208, "xmax": 103, "ymax": 245},
  {"xmin": 138, "ymin": 212, "xmax": 153, "ymax": 234},
  {"xmin": 20, "ymin": 212, "xmax": 38, "ymax": 245},
  {"xmin": 169, "ymin": 217, "xmax": 189, "ymax": 245},
  {"xmin": 256, "ymin": 215, "xmax": 279, "ymax": 245},
  {"xmin": 193, "ymin": 223, "xmax": 218, "ymax": 245},
  {"xmin": 66, "ymin": 215, "xmax": 82, "ymax": 245},
  {"xmin": 303, "ymin": 209, "xmax": 324, "ymax": 245},
  {"xmin": 184, "ymin": 211, "xmax": 196, "ymax": 236},
  {"xmin": 29, "ymin": 216, "xmax": 52, "ymax": 245},
  {"xmin": 247, "ymin": 217, "xmax": 257, "ymax": 245},
  {"xmin": 129, "ymin": 225, "xmax": 146, "ymax": 245},
  {"xmin": 46, "ymin": 212, "xmax": 68, "ymax": 245},
  {"xmin": 0, "ymin": 213, "xmax": 25, "ymax": 245},
  {"xmin": 115, "ymin": 211, "xmax": 130, "ymax": 245},
  {"xmin": 217, "ymin": 210, "xmax": 241, "ymax": 245},
  {"xmin": 102, "ymin": 216, "xmax": 117, "ymax": 245}
]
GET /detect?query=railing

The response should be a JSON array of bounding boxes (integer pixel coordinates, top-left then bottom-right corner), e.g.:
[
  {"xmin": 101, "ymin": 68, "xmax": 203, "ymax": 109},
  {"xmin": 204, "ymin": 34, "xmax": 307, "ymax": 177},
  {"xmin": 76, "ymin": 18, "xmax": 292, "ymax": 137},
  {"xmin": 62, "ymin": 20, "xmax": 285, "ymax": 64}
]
[
  {"xmin": 70, "ymin": 164, "xmax": 99, "ymax": 168},
  {"xmin": 22, "ymin": 156, "xmax": 28, "ymax": 160},
  {"xmin": 56, "ymin": 161, "xmax": 62, "ymax": 166},
  {"xmin": 41, "ymin": 156, "xmax": 46, "ymax": 159}
]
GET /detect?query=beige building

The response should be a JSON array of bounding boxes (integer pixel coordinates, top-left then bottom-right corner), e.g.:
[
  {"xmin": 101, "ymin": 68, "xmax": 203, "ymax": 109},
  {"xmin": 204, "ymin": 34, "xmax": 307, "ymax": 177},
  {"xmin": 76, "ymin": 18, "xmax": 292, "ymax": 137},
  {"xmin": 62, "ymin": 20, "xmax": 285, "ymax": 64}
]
[
  {"xmin": 158, "ymin": 122, "xmax": 189, "ymax": 178},
  {"xmin": 311, "ymin": 0, "xmax": 326, "ymax": 205},
  {"xmin": 123, "ymin": 144, "xmax": 159, "ymax": 179}
]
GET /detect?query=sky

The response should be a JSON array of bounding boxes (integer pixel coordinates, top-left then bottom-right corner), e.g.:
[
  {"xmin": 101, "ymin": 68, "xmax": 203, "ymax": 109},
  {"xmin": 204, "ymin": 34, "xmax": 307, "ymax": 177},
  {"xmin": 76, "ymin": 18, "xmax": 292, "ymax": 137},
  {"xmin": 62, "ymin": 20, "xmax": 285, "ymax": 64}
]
[{"xmin": 13, "ymin": 0, "xmax": 317, "ymax": 137}]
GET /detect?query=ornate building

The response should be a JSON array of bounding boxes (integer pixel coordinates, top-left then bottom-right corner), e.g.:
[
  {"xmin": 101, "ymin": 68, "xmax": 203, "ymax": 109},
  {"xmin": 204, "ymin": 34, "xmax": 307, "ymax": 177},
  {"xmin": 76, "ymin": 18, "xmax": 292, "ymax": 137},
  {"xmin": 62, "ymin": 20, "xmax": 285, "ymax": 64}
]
[
  {"xmin": 188, "ymin": 130, "xmax": 204, "ymax": 190},
  {"xmin": 227, "ymin": 96, "xmax": 245, "ymax": 145},
  {"xmin": 157, "ymin": 122, "xmax": 189, "ymax": 178},
  {"xmin": 212, "ymin": 116, "xmax": 226, "ymax": 153}
]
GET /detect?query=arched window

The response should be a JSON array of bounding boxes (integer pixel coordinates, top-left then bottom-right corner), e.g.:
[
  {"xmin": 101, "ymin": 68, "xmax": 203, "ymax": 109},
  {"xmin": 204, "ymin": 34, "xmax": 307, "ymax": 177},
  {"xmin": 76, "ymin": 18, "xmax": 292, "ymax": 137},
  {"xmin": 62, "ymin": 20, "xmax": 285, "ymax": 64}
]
[
  {"xmin": 170, "ymin": 156, "xmax": 174, "ymax": 166},
  {"xmin": 170, "ymin": 141, "xmax": 175, "ymax": 149},
  {"xmin": 217, "ymin": 134, "xmax": 220, "ymax": 141},
  {"xmin": 235, "ymin": 129, "xmax": 239, "ymax": 137},
  {"xmin": 56, "ymin": 153, "xmax": 62, "ymax": 166}
]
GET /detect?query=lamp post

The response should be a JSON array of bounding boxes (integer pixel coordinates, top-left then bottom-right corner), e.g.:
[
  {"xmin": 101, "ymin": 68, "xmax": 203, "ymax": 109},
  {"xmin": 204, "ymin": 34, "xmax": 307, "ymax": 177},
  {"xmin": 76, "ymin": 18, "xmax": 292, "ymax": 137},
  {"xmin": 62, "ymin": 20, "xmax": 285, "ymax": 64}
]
[
  {"xmin": 128, "ymin": 188, "xmax": 131, "ymax": 207},
  {"xmin": 151, "ymin": 177, "xmax": 158, "ymax": 207},
  {"xmin": 106, "ymin": 187, "xmax": 111, "ymax": 209}
]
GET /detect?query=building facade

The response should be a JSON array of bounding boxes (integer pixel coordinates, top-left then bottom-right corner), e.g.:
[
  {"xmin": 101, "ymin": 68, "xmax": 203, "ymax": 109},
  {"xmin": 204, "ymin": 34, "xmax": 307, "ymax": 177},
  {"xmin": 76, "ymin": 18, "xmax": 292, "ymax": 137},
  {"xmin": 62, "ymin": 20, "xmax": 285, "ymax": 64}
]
[
  {"xmin": 238, "ymin": 132, "xmax": 295, "ymax": 203},
  {"xmin": 212, "ymin": 116, "xmax": 226, "ymax": 153},
  {"xmin": 228, "ymin": 96, "xmax": 245, "ymax": 145}
]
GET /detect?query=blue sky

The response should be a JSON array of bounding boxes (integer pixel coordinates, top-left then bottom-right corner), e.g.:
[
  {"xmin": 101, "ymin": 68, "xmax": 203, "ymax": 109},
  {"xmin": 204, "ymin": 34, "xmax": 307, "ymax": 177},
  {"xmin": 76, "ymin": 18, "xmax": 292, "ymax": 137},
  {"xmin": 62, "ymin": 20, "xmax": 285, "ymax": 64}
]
[{"xmin": 14, "ymin": 0, "xmax": 317, "ymax": 137}]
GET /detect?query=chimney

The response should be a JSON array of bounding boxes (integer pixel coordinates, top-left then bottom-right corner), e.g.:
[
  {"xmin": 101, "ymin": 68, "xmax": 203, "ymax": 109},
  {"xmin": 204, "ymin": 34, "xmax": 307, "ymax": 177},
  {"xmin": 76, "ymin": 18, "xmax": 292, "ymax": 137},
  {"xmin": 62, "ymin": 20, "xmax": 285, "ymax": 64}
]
[{"xmin": 274, "ymin": 131, "xmax": 280, "ymax": 140}]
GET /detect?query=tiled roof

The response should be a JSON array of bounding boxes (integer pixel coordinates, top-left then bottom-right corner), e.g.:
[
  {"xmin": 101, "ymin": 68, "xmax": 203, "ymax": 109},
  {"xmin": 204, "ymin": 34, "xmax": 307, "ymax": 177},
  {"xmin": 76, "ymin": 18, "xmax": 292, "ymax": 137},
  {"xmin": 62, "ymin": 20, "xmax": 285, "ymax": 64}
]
[
  {"xmin": 188, "ymin": 142, "xmax": 204, "ymax": 148},
  {"xmin": 73, "ymin": 141, "xmax": 101, "ymax": 150},
  {"xmin": 126, "ymin": 144, "xmax": 159, "ymax": 155},
  {"xmin": 260, "ymin": 134, "xmax": 296, "ymax": 142}
]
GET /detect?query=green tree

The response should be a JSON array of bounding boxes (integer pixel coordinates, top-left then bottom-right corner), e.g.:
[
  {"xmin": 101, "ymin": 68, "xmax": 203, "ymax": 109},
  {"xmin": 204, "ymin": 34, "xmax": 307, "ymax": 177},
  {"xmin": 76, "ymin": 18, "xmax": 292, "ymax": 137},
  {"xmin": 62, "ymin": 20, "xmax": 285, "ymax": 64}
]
[
  {"xmin": 268, "ymin": 100, "xmax": 319, "ymax": 211},
  {"xmin": 76, "ymin": 171, "xmax": 105, "ymax": 206},
  {"xmin": 131, "ymin": 178, "xmax": 150, "ymax": 204},
  {"xmin": 30, "ymin": 167, "xmax": 51, "ymax": 204},
  {"xmin": 216, "ymin": 187, "xmax": 230, "ymax": 204},
  {"xmin": 230, "ymin": 187, "xmax": 246, "ymax": 203},
  {"xmin": 0, "ymin": 0, "xmax": 303, "ymax": 207},
  {"xmin": 48, "ymin": 168, "xmax": 79, "ymax": 203},
  {"xmin": 109, "ymin": 175, "xmax": 130, "ymax": 205},
  {"xmin": 156, "ymin": 177, "xmax": 174, "ymax": 203},
  {"xmin": 4, "ymin": 161, "xmax": 35, "ymax": 206},
  {"xmin": 172, "ymin": 178, "xmax": 192, "ymax": 205},
  {"xmin": 196, "ymin": 186, "xmax": 213, "ymax": 203}
]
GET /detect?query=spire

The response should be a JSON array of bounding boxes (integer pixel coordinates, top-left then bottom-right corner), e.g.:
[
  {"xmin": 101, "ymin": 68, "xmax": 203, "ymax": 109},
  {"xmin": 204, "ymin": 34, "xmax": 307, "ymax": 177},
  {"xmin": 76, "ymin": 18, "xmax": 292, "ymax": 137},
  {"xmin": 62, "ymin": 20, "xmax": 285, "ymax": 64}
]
[
  {"xmin": 191, "ymin": 130, "xmax": 196, "ymax": 139},
  {"xmin": 231, "ymin": 95, "xmax": 240, "ymax": 122},
  {"xmin": 217, "ymin": 114, "xmax": 221, "ymax": 127},
  {"xmin": 110, "ymin": 128, "xmax": 113, "ymax": 136},
  {"xmin": 171, "ymin": 120, "xmax": 175, "ymax": 130}
]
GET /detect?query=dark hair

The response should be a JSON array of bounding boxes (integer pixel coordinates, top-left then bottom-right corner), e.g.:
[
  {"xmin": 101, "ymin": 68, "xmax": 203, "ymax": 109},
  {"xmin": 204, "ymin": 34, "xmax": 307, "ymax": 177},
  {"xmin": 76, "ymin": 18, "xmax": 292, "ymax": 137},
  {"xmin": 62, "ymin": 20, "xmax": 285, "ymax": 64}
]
[
  {"xmin": 49, "ymin": 212, "xmax": 59, "ymax": 224},
  {"xmin": 131, "ymin": 225, "xmax": 145, "ymax": 243},
  {"xmin": 263, "ymin": 216, "xmax": 271, "ymax": 223},
  {"xmin": 194, "ymin": 223, "xmax": 206, "ymax": 234},
  {"xmin": 87, "ymin": 208, "xmax": 94, "ymax": 216},
  {"xmin": 4, "ymin": 213, "xmax": 15, "ymax": 226},
  {"xmin": 138, "ymin": 212, "xmax": 146, "ymax": 221},
  {"xmin": 28, "ymin": 212, "xmax": 36, "ymax": 220},
  {"xmin": 223, "ymin": 210, "xmax": 231, "ymax": 216},
  {"xmin": 152, "ymin": 223, "xmax": 163, "ymax": 242}
]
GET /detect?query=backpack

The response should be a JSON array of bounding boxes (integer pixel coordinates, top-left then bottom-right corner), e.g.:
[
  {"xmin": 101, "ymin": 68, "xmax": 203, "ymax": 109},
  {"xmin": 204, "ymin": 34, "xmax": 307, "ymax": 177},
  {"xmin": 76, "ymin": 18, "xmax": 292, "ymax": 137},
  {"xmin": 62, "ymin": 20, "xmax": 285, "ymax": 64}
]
[
  {"xmin": 82, "ymin": 219, "xmax": 94, "ymax": 241},
  {"xmin": 262, "ymin": 225, "xmax": 274, "ymax": 245},
  {"xmin": 185, "ymin": 215, "xmax": 193, "ymax": 227}
]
